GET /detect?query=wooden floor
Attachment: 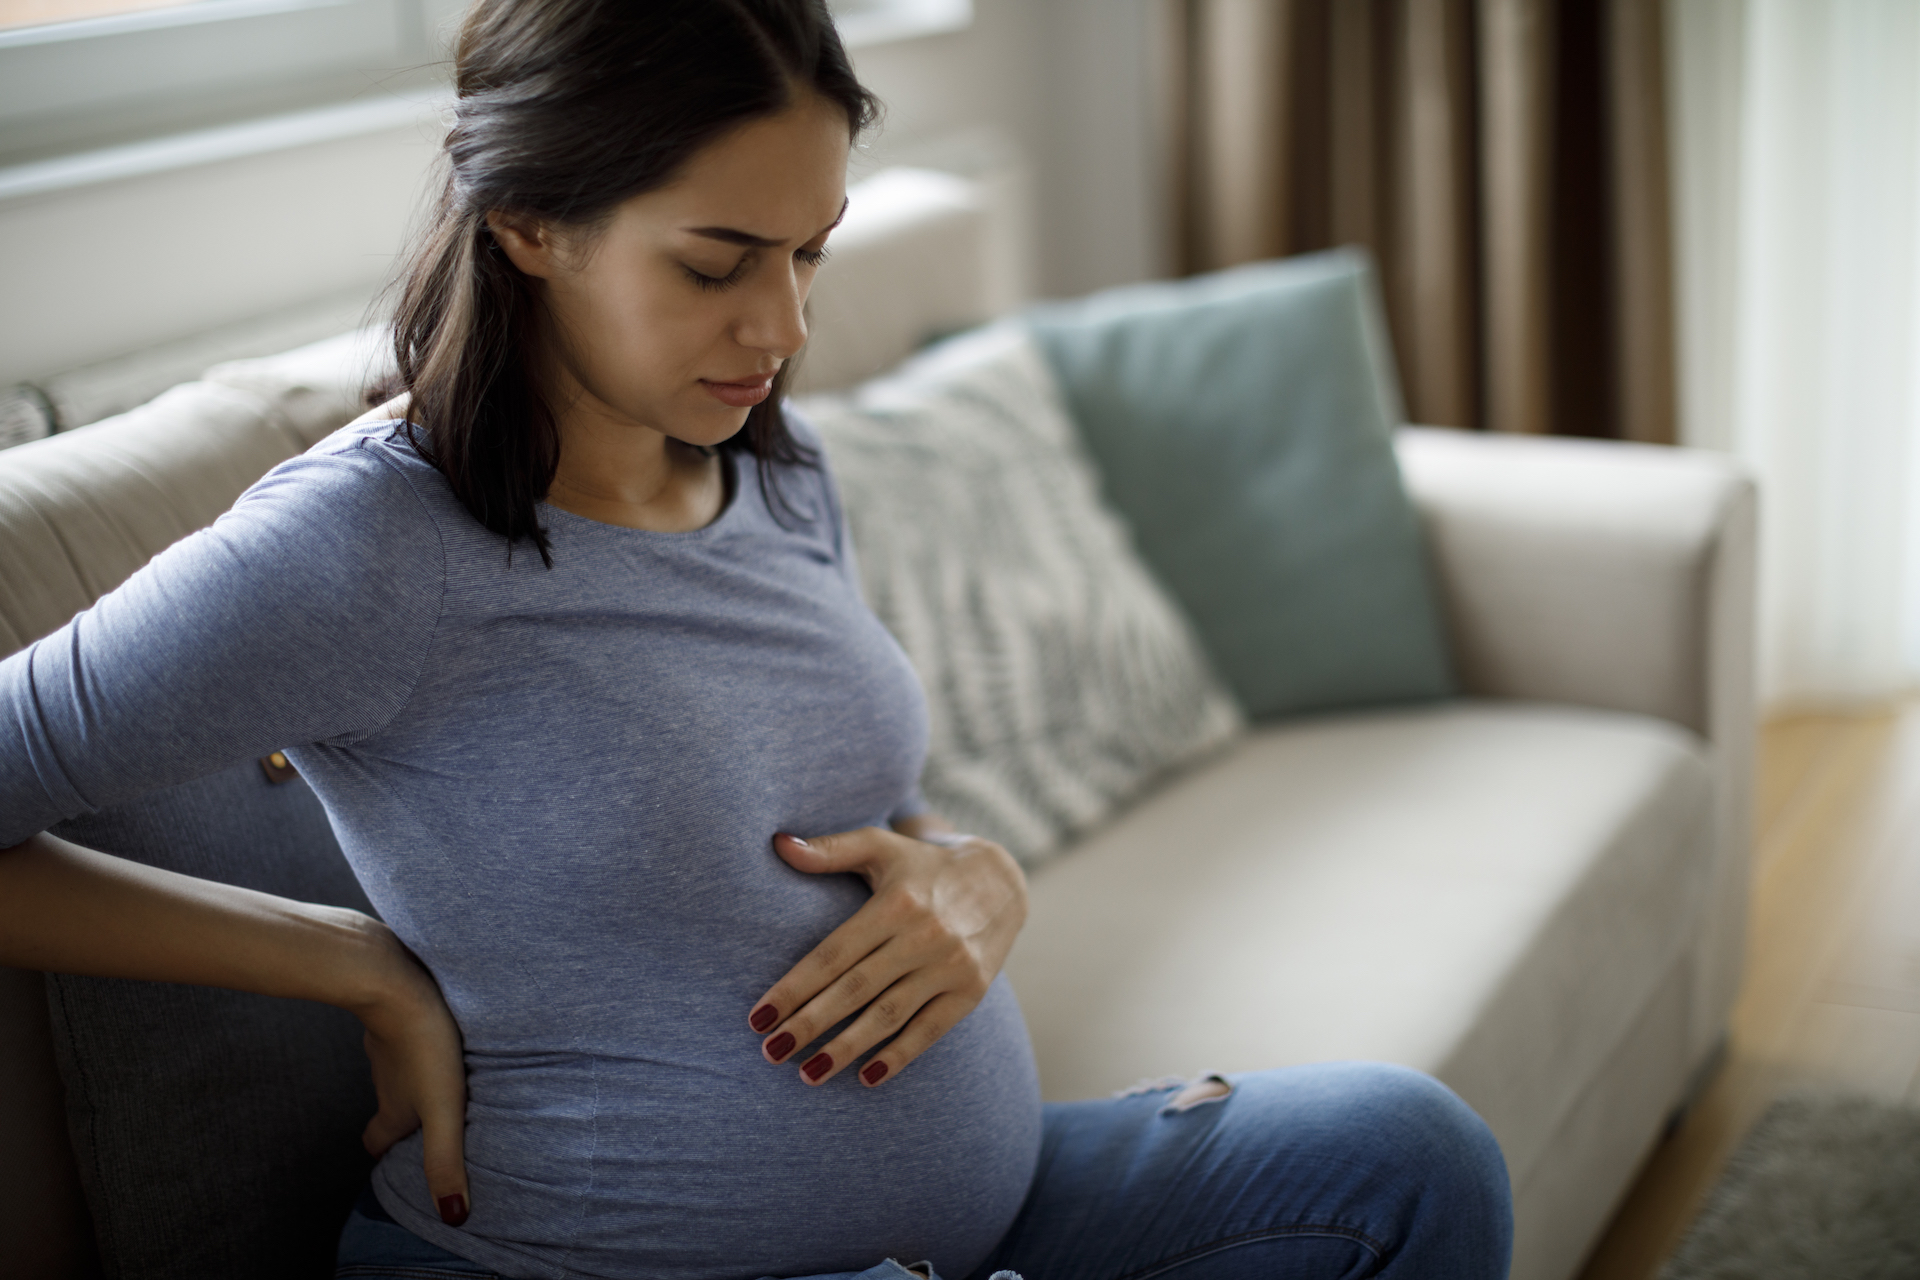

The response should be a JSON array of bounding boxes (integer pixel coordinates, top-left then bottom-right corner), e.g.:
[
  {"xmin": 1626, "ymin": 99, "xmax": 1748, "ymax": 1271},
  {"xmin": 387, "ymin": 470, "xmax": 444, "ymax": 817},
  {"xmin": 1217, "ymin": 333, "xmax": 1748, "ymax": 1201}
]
[{"xmin": 1576, "ymin": 702, "xmax": 1920, "ymax": 1280}]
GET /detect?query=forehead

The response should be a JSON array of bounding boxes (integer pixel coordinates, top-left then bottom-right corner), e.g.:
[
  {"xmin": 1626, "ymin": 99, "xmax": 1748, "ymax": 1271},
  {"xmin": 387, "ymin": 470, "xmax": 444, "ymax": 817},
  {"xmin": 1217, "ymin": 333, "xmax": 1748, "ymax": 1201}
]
[{"xmin": 623, "ymin": 96, "xmax": 851, "ymax": 241}]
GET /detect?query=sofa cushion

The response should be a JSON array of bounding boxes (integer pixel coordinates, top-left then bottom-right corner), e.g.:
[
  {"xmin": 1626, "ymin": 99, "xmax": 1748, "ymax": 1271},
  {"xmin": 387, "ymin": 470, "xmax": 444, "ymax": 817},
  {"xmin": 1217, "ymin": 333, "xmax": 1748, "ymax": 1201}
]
[
  {"xmin": 791, "ymin": 167, "xmax": 1000, "ymax": 393},
  {"xmin": 204, "ymin": 326, "xmax": 394, "ymax": 454},
  {"xmin": 1005, "ymin": 700, "xmax": 1713, "ymax": 1195},
  {"xmin": 798, "ymin": 325, "xmax": 1243, "ymax": 865},
  {"xmin": 1025, "ymin": 249, "xmax": 1455, "ymax": 719},
  {"xmin": 46, "ymin": 761, "xmax": 375, "ymax": 1280}
]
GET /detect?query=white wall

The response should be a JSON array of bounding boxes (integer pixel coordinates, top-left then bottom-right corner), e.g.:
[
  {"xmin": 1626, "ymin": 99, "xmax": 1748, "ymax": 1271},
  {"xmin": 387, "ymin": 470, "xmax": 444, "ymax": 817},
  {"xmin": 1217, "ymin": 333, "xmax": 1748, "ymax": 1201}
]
[
  {"xmin": 851, "ymin": 0, "xmax": 1170, "ymax": 301},
  {"xmin": 0, "ymin": 0, "xmax": 1169, "ymax": 389},
  {"xmin": 1666, "ymin": 0, "xmax": 1745, "ymax": 457},
  {"xmin": 0, "ymin": 117, "xmax": 442, "ymax": 386}
]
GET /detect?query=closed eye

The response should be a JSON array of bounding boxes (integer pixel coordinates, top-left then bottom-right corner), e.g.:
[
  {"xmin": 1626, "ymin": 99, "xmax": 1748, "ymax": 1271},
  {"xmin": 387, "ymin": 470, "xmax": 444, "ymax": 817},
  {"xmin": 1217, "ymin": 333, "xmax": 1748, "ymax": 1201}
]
[
  {"xmin": 683, "ymin": 259, "xmax": 749, "ymax": 292},
  {"xmin": 683, "ymin": 245, "xmax": 829, "ymax": 291}
]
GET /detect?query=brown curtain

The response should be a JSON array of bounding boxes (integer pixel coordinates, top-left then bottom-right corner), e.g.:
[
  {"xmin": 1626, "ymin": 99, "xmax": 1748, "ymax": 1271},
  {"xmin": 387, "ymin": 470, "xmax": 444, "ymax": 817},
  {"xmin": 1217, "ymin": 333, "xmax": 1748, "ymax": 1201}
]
[{"xmin": 1166, "ymin": 0, "xmax": 1675, "ymax": 442}]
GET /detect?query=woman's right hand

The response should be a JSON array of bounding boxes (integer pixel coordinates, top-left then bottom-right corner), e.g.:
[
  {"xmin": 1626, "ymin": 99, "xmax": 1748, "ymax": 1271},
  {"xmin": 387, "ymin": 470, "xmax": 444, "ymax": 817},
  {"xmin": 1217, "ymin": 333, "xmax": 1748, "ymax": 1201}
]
[
  {"xmin": 352, "ymin": 929, "xmax": 472, "ymax": 1226},
  {"xmin": 0, "ymin": 833, "xmax": 473, "ymax": 1225}
]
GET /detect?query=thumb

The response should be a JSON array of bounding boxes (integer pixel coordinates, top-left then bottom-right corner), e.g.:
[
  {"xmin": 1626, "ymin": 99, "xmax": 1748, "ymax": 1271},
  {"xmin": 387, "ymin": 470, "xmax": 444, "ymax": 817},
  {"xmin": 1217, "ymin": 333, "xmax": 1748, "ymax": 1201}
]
[
  {"xmin": 420, "ymin": 1087, "xmax": 471, "ymax": 1228},
  {"xmin": 772, "ymin": 829, "xmax": 885, "ymax": 880}
]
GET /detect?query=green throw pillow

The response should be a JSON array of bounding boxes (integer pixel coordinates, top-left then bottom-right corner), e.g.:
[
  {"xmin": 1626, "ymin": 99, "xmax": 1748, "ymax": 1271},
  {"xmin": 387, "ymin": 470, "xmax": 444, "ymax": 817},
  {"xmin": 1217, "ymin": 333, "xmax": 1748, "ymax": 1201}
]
[{"xmin": 1025, "ymin": 248, "xmax": 1455, "ymax": 718}]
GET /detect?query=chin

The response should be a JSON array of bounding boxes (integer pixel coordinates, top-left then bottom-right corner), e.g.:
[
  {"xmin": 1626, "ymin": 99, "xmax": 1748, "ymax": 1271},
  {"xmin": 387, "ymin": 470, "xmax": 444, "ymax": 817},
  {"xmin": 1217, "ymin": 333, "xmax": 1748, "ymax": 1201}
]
[{"xmin": 670, "ymin": 404, "xmax": 755, "ymax": 450}]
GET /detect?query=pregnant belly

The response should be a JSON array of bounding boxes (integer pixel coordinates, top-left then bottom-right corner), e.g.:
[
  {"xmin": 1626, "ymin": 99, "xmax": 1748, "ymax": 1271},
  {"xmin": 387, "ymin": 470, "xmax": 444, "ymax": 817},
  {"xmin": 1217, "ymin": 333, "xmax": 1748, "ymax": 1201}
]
[{"xmin": 374, "ymin": 976, "xmax": 1043, "ymax": 1280}]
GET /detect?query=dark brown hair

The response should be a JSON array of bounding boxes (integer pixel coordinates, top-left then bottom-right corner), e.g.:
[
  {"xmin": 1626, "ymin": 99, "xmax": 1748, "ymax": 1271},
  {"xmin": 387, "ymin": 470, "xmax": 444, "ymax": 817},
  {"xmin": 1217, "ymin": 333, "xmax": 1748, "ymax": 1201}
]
[{"xmin": 377, "ymin": 0, "xmax": 879, "ymax": 565}]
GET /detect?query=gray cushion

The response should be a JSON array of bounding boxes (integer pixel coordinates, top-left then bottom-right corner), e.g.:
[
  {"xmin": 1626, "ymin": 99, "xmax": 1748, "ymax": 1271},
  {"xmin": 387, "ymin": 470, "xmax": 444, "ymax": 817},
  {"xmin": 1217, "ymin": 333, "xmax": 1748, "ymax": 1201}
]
[
  {"xmin": 1025, "ymin": 248, "xmax": 1455, "ymax": 718},
  {"xmin": 47, "ymin": 761, "xmax": 375, "ymax": 1280}
]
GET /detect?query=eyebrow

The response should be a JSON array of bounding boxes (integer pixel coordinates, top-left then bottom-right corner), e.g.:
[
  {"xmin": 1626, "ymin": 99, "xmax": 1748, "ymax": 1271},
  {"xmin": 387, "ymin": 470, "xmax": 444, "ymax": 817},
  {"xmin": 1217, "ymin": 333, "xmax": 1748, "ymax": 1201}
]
[{"xmin": 682, "ymin": 198, "xmax": 850, "ymax": 249}]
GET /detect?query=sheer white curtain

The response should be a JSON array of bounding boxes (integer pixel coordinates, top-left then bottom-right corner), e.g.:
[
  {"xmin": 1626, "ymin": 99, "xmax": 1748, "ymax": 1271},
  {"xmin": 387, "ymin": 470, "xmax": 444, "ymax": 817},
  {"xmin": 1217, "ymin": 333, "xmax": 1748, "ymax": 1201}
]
[{"xmin": 1669, "ymin": 0, "xmax": 1920, "ymax": 711}]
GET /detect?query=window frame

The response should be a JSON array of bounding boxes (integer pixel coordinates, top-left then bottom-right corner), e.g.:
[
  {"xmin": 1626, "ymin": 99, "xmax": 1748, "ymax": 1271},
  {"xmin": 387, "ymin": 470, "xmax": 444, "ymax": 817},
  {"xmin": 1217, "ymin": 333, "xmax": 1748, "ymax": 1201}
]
[{"xmin": 0, "ymin": 0, "xmax": 971, "ymax": 187}]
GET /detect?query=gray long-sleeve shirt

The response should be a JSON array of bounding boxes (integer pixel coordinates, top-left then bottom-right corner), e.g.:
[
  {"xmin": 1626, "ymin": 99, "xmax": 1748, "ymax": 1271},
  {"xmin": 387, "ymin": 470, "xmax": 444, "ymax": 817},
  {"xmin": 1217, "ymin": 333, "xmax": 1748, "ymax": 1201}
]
[{"xmin": 0, "ymin": 417, "xmax": 1043, "ymax": 1280}]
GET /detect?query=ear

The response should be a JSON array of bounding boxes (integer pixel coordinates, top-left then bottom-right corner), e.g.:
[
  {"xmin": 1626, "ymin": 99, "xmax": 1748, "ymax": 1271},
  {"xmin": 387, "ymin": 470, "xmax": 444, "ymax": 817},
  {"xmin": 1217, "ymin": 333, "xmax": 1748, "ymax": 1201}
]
[{"xmin": 486, "ymin": 210, "xmax": 561, "ymax": 279}]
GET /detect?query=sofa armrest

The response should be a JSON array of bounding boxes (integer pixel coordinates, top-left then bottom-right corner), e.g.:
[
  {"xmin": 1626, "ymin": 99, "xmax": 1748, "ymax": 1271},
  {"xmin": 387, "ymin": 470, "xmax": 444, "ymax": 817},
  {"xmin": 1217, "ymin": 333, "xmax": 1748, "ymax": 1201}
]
[
  {"xmin": 1396, "ymin": 426, "xmax": 1757, "ymax": 1062},
  {"xmin": 1395, "ymin": 426, "xmax": 1754, "ymax": 744}
]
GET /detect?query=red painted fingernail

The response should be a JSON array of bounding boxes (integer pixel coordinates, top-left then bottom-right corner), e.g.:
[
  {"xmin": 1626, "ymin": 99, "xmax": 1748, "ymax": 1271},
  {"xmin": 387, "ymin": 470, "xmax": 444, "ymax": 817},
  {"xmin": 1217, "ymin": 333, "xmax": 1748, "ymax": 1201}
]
[
  {"xmin": 861, "ymin": 1060, "xmax": 889, "ymax": 1086},
  {"xmin": 750, "ymin": 1004, "xmax": 779, "ymax": 1033},
  {"xmin": 437, "ymin": 1193, "xmax": 468, "ymax": 1226},
  {"xmin": 802, "ymin": 1052, "xmax": 833, "ymax": 1081},
  {"xmin": 765, "ymin": 1031, "xmax": 796, "ymax": 1061}
]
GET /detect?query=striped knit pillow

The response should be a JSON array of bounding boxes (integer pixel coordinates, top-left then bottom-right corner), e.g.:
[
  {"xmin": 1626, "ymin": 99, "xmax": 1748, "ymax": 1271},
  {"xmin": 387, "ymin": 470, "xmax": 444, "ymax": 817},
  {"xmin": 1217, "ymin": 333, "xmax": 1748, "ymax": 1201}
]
[{"xmin": 798, "ymin": 325, "xmax": 1243, "ymax": 867}]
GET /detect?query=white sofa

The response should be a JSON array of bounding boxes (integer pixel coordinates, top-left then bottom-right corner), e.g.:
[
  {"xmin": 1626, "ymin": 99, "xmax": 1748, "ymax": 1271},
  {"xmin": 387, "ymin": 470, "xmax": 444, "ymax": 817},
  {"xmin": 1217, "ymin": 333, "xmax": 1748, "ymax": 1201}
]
[
  {"xmin": 1010, "ymin": 427, "xmax": 1753, "ymax": 1280},
  {"xmin": 0, "ymin": 169, "xmax": 1753, "ymax": 1280}
]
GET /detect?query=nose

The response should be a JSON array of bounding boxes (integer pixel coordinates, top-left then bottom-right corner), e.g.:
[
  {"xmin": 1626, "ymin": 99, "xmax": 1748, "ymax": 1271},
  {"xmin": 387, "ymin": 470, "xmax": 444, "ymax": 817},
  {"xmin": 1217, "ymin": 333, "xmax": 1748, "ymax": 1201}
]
[{"xmin": 734, "ymin": 264, "xmax": 809, "ymax": 364}]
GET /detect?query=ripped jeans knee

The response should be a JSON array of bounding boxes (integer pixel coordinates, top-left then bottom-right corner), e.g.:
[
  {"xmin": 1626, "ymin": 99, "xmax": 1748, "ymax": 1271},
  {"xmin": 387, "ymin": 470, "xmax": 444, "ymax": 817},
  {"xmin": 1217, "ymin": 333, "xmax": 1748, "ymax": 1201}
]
[{"xmin": 1117, "ymin": 1072, "xmax": 1234, "ymax": 1115}]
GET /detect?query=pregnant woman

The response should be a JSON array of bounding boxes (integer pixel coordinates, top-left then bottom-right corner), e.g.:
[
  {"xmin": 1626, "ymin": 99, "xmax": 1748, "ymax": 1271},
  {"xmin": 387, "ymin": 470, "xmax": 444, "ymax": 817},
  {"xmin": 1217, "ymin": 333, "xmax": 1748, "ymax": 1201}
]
[{"xmin": 0, "ymin": 2, "xmax": 1512, "ymax": 1277}]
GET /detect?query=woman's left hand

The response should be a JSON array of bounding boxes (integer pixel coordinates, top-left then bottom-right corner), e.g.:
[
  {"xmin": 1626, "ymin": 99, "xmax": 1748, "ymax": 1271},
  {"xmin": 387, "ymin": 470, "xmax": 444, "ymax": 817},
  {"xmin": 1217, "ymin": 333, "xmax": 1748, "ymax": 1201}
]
[{"xmin": 748, "ymin": 822, "xmax": 1027, "ymax": 1087}]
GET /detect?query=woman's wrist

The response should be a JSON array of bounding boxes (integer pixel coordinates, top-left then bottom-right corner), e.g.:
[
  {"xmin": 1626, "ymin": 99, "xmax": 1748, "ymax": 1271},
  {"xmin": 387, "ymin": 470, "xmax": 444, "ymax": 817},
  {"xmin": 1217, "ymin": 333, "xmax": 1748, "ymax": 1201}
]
[{"xmin": 319, "ymin": 911, "xmax": 438, "ymax": 1027}]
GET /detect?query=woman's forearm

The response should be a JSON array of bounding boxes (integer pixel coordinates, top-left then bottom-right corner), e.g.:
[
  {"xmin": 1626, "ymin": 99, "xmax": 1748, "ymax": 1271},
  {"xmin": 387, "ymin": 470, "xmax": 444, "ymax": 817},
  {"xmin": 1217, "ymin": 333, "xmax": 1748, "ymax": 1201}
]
[
  {"xmin": 0, "ymin": 831, "xmax": 405, "ymax": 1016},
  {"xmin": 3, "ymin": 830, "xmax": 476, "ymax": 1220}
]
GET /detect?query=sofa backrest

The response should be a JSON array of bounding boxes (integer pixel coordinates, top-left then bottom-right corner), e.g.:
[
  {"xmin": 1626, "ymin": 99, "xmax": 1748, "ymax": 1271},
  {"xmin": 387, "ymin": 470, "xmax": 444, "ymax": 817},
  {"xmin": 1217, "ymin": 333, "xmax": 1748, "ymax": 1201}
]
[
  {"xmin": 0, "ymin": 382, "xmax": 311, "ymax": 657},
  {"xmin": 792, "ymin": 167, "xmax": 998, "ymax": 392}
]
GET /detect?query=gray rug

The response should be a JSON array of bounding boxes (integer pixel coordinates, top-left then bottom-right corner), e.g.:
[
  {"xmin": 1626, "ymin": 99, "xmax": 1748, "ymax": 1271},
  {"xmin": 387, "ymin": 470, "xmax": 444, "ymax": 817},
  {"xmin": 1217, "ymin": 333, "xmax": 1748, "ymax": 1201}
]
[{"xmin": 1660, "ymin": 1093, "xmax": 1920, "ymax": 1280}]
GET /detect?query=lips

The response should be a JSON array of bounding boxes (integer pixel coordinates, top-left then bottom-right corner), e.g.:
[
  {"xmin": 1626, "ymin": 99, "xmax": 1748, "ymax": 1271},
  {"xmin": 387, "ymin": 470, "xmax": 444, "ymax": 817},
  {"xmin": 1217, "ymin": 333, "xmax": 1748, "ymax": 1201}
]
[{"xmin": 700, "ymin": 374, "xmax": 775, "ymax": 408}]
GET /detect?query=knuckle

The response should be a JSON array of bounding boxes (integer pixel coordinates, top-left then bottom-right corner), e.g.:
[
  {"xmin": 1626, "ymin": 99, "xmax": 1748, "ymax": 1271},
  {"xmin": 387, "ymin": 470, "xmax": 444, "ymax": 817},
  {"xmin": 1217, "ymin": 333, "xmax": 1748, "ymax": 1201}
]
[
  {"xmin": 905, "ymin": 915, "xmax": 947, "ymax": 948},
  {"xmin": 895, "ymin": 885, "xmax": 933, "ymax": 916},
  {"xmin": 838, "ymin": 967, "xmax": 871, "ymax": 1000}
]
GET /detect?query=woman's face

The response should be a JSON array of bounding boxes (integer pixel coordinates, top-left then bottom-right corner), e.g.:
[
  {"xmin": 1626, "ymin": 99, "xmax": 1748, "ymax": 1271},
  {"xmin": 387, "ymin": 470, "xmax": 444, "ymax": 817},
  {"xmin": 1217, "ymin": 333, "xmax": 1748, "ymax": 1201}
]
[{"xmin": 492, "ymin": 93, "xmax": 852, "ymax": 448}]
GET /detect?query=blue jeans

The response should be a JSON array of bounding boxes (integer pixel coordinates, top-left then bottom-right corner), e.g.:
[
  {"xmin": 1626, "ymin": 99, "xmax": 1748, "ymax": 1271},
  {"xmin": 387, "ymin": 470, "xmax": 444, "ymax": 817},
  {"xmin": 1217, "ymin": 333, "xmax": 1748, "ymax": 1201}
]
[{"xmin": 337, "ymin": 1062, "xmax": 1512, "ymax": 1280}]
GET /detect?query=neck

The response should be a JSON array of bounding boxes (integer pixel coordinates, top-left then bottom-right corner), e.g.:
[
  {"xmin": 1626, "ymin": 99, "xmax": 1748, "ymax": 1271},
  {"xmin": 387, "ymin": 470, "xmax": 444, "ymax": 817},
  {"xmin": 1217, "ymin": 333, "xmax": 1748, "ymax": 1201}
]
[{"xmin": 544, "ymin": 378, "xmax": 727, "ymax": 534}]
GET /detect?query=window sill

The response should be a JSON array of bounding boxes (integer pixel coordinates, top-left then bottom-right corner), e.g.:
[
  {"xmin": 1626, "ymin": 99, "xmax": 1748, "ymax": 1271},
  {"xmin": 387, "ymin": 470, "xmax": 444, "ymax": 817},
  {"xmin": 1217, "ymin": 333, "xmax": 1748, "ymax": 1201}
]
[{"xmin": 0, "ymin": 89, "xmax": 447, "ymax": 205}]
